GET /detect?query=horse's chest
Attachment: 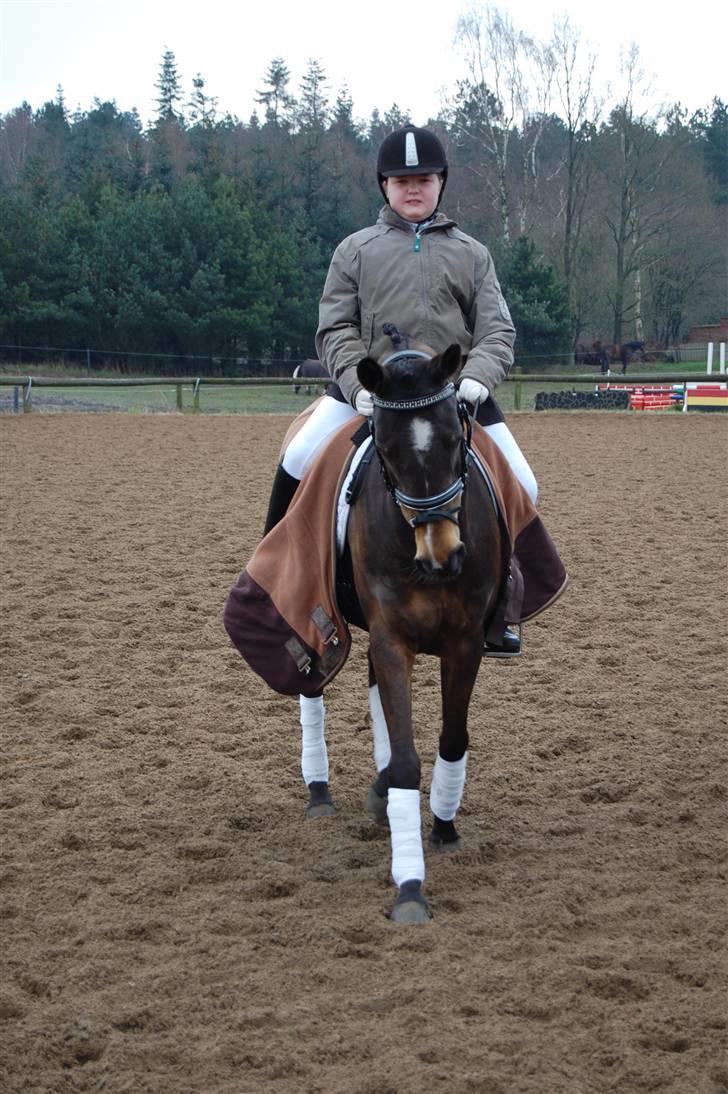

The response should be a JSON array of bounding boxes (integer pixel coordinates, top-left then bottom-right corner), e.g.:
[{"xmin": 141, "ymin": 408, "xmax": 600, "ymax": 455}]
[{"xmin": 383, "ymin": 584, "xmax": 473, "ymax": 645}]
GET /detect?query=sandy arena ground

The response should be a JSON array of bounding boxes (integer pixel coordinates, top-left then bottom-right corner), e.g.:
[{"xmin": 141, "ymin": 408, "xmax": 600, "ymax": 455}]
[{"xmin": 1, "ymin": 411, "xmax": 726, "ymax": 1094}]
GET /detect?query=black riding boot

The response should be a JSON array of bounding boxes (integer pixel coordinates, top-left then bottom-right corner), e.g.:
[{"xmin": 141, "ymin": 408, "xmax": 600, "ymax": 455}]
[
  {"xmin": 484, "ymin": 561, "xmax": 523, "ymax": 657},
  {"xmin": 485, "ymin": 626, "xmax": 521, "ymax": 655},
  {"xmin": 263, "ymin": 464, "xmax": 300, "ymax": 536}
]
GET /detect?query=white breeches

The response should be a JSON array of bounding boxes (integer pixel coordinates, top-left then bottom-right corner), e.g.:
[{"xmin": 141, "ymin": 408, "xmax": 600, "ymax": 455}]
[
  {"xmin": 281, "ymin": 395, "xmax": 538, "ymax": 504},
  {"xmin": 481, "ymin": 421, "xmax": 538, "ymax": 504},
  {"xmin": 282, "ymin": 397, "xmax": 360, "ymax": 480}
]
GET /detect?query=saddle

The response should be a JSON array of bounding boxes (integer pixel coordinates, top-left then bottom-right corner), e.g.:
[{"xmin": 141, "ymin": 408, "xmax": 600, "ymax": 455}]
[{"xmin": 224, "ymin": 416, "xmax": 568, "ymax": 696}]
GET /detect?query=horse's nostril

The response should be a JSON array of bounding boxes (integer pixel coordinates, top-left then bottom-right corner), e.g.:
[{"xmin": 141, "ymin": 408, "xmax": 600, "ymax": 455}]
[
  {"xmin": 447, "ymin": 543, "xmax": 466, "ymax": 575},
  {"xmin": 416, "ymin": 556, "xmax": 436, "ymax": 575}
]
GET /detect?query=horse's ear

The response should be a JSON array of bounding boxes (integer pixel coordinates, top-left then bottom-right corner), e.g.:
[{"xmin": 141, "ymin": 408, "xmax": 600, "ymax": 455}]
[
  {"xmin": 434, "ymin": 343, "xmax": 462, "ymax": 382},
  {"xmin": 357, "ymin": 356, "xmax": 384, "ymax": 394}
]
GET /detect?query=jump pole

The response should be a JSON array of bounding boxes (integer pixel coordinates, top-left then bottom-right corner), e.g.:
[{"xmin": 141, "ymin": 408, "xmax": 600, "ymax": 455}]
[
  {"xmin": 707, "ymin": 342, "xmax": 714, "ymax": 374},
  {"xmin": 721, "ymin": 343, "xmax": 726, "ymax": 374}
]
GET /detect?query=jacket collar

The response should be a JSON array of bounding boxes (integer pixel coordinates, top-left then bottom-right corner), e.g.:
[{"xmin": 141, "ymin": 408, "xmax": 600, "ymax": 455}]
[{"xmin": 377, "ymin": 205, "xmax": 456, "ymax": 232}]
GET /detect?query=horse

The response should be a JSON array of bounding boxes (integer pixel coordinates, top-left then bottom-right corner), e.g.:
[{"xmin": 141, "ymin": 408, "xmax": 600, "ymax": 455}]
[
  {"xmin": 292, "ymin": 358, "xmax": 327, "ymax": 395},
  {"xmin": 619, "ymin": 340, "xmax": 646, "ymax": 375},
  {"xmin": 315, "ymin": 343, "xmax": 505, "ymax": 922},
  {"xmin": 575, "ymin": 341, "xmax": 612, "ymax": 374}
]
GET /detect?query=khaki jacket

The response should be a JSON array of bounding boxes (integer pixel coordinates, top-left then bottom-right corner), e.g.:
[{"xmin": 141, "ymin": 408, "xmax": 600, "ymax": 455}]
[{"xmin": 315, "ymin": 205, "xmax": 516, "ymax": 407}]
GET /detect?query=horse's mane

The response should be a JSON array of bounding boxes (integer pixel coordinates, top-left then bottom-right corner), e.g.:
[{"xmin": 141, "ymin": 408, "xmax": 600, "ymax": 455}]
[{"xmin": 381, "ymin": 322, "xmax": 436, "ymax": 360}]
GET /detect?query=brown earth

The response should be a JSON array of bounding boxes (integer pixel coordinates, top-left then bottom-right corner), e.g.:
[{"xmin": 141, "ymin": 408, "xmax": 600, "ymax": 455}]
[{"xmin": 1, "ymin": 411, "xmax": 726, "ymax": 1094}]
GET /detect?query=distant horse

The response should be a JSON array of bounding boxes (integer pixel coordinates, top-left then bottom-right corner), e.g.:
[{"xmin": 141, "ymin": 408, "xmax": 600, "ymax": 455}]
[
  {"xmin": 619, "ymin": 341, "xmax": 646, "ymax": 375},
  {"xmin": 342, "ymin": 344, "xmax": 504, "ymax": 922},
  {"xmin": 575, "ymin": 342, "xmax": 611, "ymax": 374},
  {"xmin": 292, "ymin": 358, "xmax": 327, "ymax": 395}
]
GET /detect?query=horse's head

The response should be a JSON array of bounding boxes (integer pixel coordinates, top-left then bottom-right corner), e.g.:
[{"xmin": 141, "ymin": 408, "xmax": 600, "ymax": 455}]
[{"xmin": 357, "ymin": 344, "xmax": 469, "ymax": 579}]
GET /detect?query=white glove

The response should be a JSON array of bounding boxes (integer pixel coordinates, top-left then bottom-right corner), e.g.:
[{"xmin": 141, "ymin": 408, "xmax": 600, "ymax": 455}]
[
  {"xmin": 458, "ymin": 378, "xmax": 489, "ymax": 407},
  {"xmin": 355, "ymin": 389, "xmax": 374, "ymax": 416}
]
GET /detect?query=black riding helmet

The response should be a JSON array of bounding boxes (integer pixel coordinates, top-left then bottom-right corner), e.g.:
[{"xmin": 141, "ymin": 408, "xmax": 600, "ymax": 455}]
[{"xmin": 377, "ymin": 126, "xmax": 449, "ymax": 207}]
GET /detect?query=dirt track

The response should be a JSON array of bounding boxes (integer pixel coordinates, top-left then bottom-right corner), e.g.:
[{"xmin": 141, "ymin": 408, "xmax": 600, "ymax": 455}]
[{"xmin": 1, "ymin": 411, "xmax": 726, "ymax": 1094}]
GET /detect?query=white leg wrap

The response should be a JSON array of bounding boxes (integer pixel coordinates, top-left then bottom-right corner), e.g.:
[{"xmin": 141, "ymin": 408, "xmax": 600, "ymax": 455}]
[
  {"xmin": 483, "ymin": 421, "xmax": 538, "ymax": 504},
  {"xmin": 368, "ymin": 685, "xmax": 391, "ymax": 772},
  {"xmin": 429, "ymin": 752, "xmax": 468, "ymax": 822},
  {"xmin": 299, "ymin": 694, "xmax": 328, "ymax": 785},
  {"xmin": 387, "ymin": 787, "xmax": 425, "ymax": 886}
]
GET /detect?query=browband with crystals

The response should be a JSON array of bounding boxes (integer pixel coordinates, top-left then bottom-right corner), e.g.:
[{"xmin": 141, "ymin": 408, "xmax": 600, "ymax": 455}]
[{"xmin": 371, "ymin": 381, "xmax": 456, "ymax": 411}]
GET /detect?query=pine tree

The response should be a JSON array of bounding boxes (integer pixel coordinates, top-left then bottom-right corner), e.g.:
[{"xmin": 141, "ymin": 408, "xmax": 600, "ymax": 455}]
[
  {"xmin": 692, "ymin": 97, "xmax": 728, "ymax": 204},
  {"xmin": 188, "ymin": 74, "xmax": 218, "ymax": 127},
  {"xmin": 500, "ymin": 236, "xmax": 571, "ymax": 361},
  {"xmin": 255, "ymin": 58, "xmax": 294, "ymax": 127},
  {"xmin": 154, "ymin": 49, "xmax": 183, "ymax": 123},
  {"xmin": 55, "ymin": 85, "xmax": 67, "ymax": 119},
  {"xmin": 332, "ymin": 86, "xmax": 358, "ymax": 138},
  {"xmin": 297, "ymin": 59, "xmax": 329, "ymax": 131},
  {"xmin": 296, "ymin": 60, "xmax": 330, "ymax": 225}
]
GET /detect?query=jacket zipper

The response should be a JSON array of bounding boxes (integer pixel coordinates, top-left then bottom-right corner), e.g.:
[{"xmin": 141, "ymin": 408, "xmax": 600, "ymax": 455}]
[{"xmin": 414, "ymin": 227, "xmax": 429, "ymax": 320}]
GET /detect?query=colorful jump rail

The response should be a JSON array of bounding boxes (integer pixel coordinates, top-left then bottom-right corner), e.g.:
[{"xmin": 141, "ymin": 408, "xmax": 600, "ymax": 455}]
[
  {"xmin": 599, "ymin": 381, "xmax": 728, "ymax": 412},
  {"xmin": 682, "ymin": 382, "xmax": 728, "ymax": 412},
  {"xmin": 598, "ymin": 383, "xmax": 681, "ymax": 411}
]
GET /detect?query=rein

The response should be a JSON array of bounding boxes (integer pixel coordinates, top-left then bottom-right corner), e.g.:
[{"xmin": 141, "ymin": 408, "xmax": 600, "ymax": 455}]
[{"xmin": 369, "ymin": 381, "xmax": 474, "ymax": 528}]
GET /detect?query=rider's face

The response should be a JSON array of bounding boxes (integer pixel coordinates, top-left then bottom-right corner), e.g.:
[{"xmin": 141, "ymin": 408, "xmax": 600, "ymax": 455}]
[{"xmin": 383, "ymin": 174, "xmax": 443, "ymax": 222}]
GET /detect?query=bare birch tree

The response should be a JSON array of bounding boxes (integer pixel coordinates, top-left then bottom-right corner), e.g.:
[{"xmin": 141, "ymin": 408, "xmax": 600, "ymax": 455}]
[
  {"xmin": 549, "ymin": 17, "xmax": 600, "ymax": 344},
  {"xmin": 453, "ymin": 5, "xmax": 555, "ymax": 243},
  {"xmin": 601, "ymin": 46, "xmax": 686, "ymax": 347}
]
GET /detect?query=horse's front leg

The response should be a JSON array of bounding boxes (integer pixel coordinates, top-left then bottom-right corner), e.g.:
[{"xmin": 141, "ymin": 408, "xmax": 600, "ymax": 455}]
[
  {"xmin": 365, "ymin": 652, "xmax": 391, "ymax": 822},
  {"xmin": 369, "ymin": 631, "xmax": 429, "ymax": 924},
  {"xmin": 299, "ymin": 692, "xmax": 335, "ymax": 818},
  {"xmin": 429, "ymin": 640, "xmax": 483, "ymax": 852}
]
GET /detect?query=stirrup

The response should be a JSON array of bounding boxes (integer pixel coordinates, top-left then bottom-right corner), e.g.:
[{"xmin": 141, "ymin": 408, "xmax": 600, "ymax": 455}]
[{"xmin": 483, "ymin": 624, "xmax": 522, "ymax": 659}]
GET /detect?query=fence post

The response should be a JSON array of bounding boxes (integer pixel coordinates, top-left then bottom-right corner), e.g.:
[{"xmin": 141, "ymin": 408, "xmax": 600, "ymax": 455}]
[
  {"xmin": 22, "ymin": 376, "xmax": 32, "ymax": 413},
  {"xmin": 13, "ymin": 386, "xmax": 19, "ymax": 413},
  {"xmin": 192, "ymin": 378, "xmax": 201, "ymax": 413},
  {"xmin": 176, "ymin": 383, "xmax": 183, "ymax": 412},
  {"xmin": 513, "ymin": 366, "xmax": 522, "ymax": 411}
]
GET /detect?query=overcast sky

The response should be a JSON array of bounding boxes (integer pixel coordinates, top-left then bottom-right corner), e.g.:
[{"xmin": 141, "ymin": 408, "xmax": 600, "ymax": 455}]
[{"xmin": 1, "ymin": 0, "xmax": 723, "ymax": 126}]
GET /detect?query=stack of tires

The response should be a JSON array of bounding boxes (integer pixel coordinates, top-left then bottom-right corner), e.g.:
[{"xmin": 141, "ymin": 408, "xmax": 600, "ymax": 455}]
[{"xmin": 534, "ymin": 390, "xmax": 630, "ymax": 411}]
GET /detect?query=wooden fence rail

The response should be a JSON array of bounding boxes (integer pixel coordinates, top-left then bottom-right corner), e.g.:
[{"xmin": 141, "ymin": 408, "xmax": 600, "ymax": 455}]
[{"xmin": 0, "ymin": 372, "xmax": 721, "ymax": 413}]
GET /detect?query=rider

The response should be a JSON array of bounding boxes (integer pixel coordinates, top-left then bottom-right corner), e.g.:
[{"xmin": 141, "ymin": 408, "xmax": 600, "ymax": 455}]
[{"xmin": 263, "ymin": 125, "xmax": 538, "ymax": 654}]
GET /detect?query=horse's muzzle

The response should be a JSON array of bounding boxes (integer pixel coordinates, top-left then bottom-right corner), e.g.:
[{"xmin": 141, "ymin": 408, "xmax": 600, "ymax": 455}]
[{"xmin": 414, "ymin": 527, "xmax": 466, "ymax": 579}]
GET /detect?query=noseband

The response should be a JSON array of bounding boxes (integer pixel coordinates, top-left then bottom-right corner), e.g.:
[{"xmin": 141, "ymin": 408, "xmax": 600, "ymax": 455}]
[{"xmin": 369, "ymin": 377, "xmax": 473, "ymax": 529}]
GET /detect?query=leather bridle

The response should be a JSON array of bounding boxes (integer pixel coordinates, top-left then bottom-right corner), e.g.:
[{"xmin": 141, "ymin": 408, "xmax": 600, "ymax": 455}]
[{"xmin": 369, "ymin": 375, "xmax": 473, "ymax": 529}]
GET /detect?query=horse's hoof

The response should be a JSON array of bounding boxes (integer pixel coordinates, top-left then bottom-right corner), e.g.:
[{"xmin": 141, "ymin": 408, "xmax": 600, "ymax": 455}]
[
  {"xmin": 306, "ymin": 802, "xmax": 336, "ymax": 819},
  {"xmin": 389, "ymin": 880, "xmax": 431, "ymax": 924},
  {"xmin": 428, "ymin": 832, "xmax": 462, "ymax": 853},
  {"xmin": 429, "ymin": 817, "xmax": 461, "ymax": 852},
  {"xmin": 390, "ymin": 899, "xmax": 431, "ymax": 924},
  {"xmin": 365, "ymin": 786, "xmax": 388, "ymax": 824},
  {"xmin": 306, "ymin": 782, "xmax": 335, "ymax": 819}
]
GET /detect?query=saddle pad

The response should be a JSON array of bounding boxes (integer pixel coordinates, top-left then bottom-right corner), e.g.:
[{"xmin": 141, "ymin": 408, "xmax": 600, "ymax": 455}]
[
  {"xmin": 224, "ymin": 417, "xmax": 364, "ymax": 696},
  {"xmin": 337, "ymin": 437, "xmax": 373, "ymax": 553},
  {"xmin": 224, "ymin": 413, "xmax": 568, "ymax": 695}
]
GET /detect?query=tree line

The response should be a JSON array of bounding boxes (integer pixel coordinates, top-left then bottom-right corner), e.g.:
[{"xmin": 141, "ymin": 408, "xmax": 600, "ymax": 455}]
[{"xmin": 1, "ymin": 14, "xmax": 725, "ymax": 375}]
